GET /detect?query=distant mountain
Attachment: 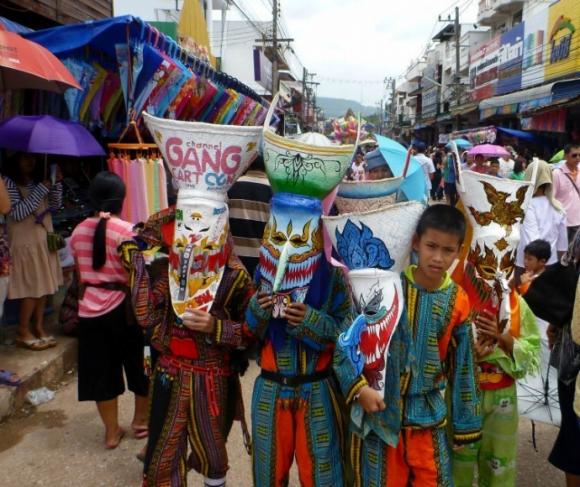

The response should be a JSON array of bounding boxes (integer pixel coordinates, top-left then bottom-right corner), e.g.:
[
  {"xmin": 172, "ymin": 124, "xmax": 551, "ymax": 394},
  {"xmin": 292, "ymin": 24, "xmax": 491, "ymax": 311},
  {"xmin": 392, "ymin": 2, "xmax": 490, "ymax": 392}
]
[{"xmin": 317, "ymin": 97, "xmax": 377, "ymax": 119}]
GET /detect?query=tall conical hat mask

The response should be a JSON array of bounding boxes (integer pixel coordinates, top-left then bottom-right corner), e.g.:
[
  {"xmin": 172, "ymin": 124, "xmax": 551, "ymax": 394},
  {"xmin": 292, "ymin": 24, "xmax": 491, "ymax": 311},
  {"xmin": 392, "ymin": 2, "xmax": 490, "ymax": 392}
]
[
  {"xmin": 258, "ymin": 95, "xmax": 356, "ymax": 314},
  {"xmin": 451, "ymin": 141, "xmax": 537, "ymax": 332},
  {"xmin": 144, "ymin": 113, "xmax": 261, "ymax": 317},
  {"xmin": 323, "ymin": 201, "xmax": 424, "ymax": 394}
]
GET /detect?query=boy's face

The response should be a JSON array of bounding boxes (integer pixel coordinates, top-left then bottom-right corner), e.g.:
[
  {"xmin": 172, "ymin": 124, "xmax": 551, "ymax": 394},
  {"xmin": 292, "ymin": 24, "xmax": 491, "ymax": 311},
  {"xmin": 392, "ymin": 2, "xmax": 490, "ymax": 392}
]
[
  {"xmin": 489, "ymin": 163, "xmax": 500, "ymax": 176},
  {"xmin": 413, "ymin": 228, "xmax": 462, "ymax": 281},
  {"xmin": 368, "ymin": 165, "xmax": 393, "ymax": 180},
  {"xmin": 523, "ymin": 253, "xmax": 545, "ymax": 274}
]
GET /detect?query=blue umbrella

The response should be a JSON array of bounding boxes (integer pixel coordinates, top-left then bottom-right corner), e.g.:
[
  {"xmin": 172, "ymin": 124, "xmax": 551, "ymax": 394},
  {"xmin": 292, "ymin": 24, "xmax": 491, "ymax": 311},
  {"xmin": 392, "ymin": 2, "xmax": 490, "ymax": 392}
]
[
  {"xmin": 445, "ymin": 138, "xmax": 472, "ymax": 150},
  {"xmin": 375, "ymin": 134, "xmax": 427, "ymax": 203}
]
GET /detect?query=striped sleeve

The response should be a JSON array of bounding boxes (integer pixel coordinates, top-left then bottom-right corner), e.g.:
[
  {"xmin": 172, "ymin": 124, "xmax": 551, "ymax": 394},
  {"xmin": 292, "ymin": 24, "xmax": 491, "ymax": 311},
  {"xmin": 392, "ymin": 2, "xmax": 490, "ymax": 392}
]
[
  {"xmin": 5, "ymin": 178, "xmax": 49, "ymax": 222},
  {"xmin": 48, "ymin": 182, "xmax": 63, "ymax": 210}
]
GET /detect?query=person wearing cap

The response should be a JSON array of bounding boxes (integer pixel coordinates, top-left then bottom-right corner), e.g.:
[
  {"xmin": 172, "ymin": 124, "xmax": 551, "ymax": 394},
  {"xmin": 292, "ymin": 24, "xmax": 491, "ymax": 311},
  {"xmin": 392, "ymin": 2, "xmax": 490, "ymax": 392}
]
[
  {"xmin": 365, "ymin": 149, "xmax": 394, "ymax": 180},
  {"xmin": 412, "ymin": 141, "xmax": 436, "ymax": 199}
]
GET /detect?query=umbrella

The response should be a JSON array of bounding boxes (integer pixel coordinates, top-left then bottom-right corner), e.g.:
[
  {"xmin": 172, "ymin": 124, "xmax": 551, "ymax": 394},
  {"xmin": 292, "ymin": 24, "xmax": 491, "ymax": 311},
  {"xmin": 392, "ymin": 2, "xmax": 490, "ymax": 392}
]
[
  {"xmin": 0, "ymin": 115, "xmax": 105, "ymax": 156},
  {"xmin": 446, "ymin": 138, "xmax": 472, "ymax": 150},
  {"xmin": 468, "ymin": 143, "xmax": 510, "ymax": 158},
  {"xmin": 550, "ymin": 149, "xmax": 564, "ymax": 163},
  {"xmin": 0, "ymin": 30, "xmax": 80, "ymax": 93},
  {"xmin": 517, "ymin": 324, "xmax": 560, "ymax": 427},
  {"xmin": 375, "ymin": 134, "xmax": 427, "ymax": 203}
]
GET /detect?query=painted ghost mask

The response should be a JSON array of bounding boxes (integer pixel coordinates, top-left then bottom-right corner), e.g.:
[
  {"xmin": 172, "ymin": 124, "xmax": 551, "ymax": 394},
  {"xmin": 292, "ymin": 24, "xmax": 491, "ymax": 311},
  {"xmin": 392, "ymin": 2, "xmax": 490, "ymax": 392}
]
[
  {"xmin": 323, "ymin": 201, "xmax": 424, "ymax": 393},
  {"xmin": 259, "ymin": 193, "xmax": 324, "ymax": 316},
  {"xmin": 143, "ymin": 113, "xmax": 261, "ymax": 317},
  {"xmin": 457, "ymin": 169, "xmax": 535, "ymax": 331}
]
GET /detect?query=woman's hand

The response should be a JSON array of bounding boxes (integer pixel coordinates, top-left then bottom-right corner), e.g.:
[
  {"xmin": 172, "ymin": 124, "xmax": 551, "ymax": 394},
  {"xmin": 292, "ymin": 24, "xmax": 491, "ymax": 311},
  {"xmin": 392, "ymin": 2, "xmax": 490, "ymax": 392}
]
[{"xmin": 182, "ymin": 309, "xmax": 216, "ymax": 334}]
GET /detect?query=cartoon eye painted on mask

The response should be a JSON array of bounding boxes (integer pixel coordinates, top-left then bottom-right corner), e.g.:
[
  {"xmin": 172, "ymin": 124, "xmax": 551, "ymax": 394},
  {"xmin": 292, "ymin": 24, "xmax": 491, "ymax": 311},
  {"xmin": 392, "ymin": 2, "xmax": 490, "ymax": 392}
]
[
  {"xmin": 289, "ymin": 220, "xmax": 312, "ymax": 248},
  {"xmin": 191, "ymin": 212, "xmax": 203, "ymax": 221},
  {"xmin": 478, "ymin": 265, "xmax": 498, "ymax": 278}
]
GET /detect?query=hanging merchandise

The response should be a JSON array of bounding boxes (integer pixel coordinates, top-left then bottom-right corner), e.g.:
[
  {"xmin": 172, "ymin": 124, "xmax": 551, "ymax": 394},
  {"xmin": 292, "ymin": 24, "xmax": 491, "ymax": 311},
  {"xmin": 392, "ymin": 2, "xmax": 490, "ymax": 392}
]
[
  {"xmin": 23, "ymin": 16, "xmax": 268, "ymax": 136},
  {"xmin": 107, "ymin": 121, "xmax": 168, "ymax": 223}
]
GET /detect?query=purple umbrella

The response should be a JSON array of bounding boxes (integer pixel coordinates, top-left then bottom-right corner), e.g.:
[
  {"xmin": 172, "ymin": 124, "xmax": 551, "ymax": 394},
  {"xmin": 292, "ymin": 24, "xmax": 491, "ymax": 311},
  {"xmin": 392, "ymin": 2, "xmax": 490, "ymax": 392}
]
[
  {"xmin": 467, "ymin": 143, "xmax": 510, "ymax": 158},
  {"xmin": 0, "ymin": 115, "xmax": 105, "ymax": 156}
]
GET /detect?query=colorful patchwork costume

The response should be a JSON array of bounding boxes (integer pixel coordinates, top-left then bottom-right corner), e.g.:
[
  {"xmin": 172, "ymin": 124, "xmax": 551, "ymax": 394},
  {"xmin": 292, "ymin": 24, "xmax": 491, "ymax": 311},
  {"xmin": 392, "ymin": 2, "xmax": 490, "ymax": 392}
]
[
  {"xmin": 246, "ymin": 98, "xmax": 356, "ymax": 487},
  {"xmin": 132, "ymin": 114, "xmax": 262, "ymax": 487},
  {"xmin": 449, "ymin": 148, "xmax": 540, "ymax": 487},
  {"xmin": 326, "ymin": 199, "xmax": 481, "ymax": 487}
]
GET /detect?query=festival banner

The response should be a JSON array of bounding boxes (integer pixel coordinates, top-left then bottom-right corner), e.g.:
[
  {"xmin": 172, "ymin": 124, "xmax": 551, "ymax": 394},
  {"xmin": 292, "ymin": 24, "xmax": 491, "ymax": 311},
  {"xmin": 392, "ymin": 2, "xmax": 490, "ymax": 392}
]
[
  {"xmin": 522, "ymin": 7, "xmax": 549, "ymax": 88},
  {"xmin": 497, "ymin": 23, "xmax": 525, "ymax": 95},
  {"xmin": 545, "ymin": 0, "xmax": 580, "ymax": 81},
  {"xmin": 469, "ymin": 35, "xmax": 501, "ymax": 101}
]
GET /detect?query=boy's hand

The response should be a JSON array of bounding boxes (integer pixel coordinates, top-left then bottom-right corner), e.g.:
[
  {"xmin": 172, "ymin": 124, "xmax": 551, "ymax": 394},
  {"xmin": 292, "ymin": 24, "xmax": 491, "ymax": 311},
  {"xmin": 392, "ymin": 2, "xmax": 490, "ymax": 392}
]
[
  {"xmin": 474, "ymin": 336, "xmax": 495, "ymax": 360},
  {"xmin": 547, "ymin": 323, "xmax": 558, "ymax": 350},
  {"xmin": 285, "ymin": 303, "xmax": 307, "ymax": 326},
  {"xmin": 183, "ymin": 309, "xmax": 216, "ymax": 334},
  {"xmin": 357, "ymin": 385, "xmax": 386, "ymax": 413},
  {"xmin": 257, "ymin": 292, "xmax": 273, "ymax": 311},
  {"xmin": 475, "ymin": 310, "xmax": 500, "ymax": 340},
  {"xmin": 520, "ymin": 271, "xmax": 535, "ymax": 286}
]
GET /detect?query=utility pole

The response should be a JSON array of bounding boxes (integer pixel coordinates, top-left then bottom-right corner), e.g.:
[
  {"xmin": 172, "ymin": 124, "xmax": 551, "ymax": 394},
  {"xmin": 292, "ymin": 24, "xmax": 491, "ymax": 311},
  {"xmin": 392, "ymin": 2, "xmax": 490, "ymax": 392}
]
[
  {"xmin": 305, "ymin": 73, "xmax": 320, "ymax": 127},
  {"xmin": 454, "ymin": 6, "xmax": 461, "ymax": 130},
  {"xmin": 271, "ymin": 0, "xmax": 279, "ymax": 94},
  {"xmin": 302, "ymin": 67, "xmax": 307, "ymax": 123}
]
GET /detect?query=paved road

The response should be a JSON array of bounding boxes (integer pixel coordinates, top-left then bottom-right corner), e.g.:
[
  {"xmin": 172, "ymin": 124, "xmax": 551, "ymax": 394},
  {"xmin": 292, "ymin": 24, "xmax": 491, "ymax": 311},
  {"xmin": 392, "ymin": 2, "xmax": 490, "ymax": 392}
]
[{"xmin": 0, "ymin": 363, "xmax": 565, "ymax": 486}]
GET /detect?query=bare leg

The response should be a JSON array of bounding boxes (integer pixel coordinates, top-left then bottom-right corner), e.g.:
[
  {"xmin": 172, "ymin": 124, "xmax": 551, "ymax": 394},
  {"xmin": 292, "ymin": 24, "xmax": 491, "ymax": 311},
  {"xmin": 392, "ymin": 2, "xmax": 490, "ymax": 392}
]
[
  {"xmin": 565, "ymin": 474, "xmax": 580, "ymax": 487},
  {"xmin": 132, "ymin": 394, "xmax": 149, "ymax": 431},
  {"xmin": 17, "ymin": 297, "xmax": 37, "ymax": 342},
  {"xmin": 32, "ymin": 295, "xmax": 48, "ymax": 338},
  {"xmin": 96, "ymin": 398, "xmax": 124, "ymax": 448}
]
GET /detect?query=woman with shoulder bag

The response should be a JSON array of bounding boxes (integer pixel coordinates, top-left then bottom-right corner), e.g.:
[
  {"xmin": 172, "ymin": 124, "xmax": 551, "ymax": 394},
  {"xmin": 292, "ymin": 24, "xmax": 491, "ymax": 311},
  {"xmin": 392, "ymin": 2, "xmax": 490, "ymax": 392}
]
[
  {"xmin": 525, "ymin": 229, "xmax": 580, "ymax": 486},
  {"xmin": 70, "ymin": 171, "xmax": 148, "ymax": 449},
  {"xmin": 4, "ymin": 152, "xmax": 63, "ymax": 351}
]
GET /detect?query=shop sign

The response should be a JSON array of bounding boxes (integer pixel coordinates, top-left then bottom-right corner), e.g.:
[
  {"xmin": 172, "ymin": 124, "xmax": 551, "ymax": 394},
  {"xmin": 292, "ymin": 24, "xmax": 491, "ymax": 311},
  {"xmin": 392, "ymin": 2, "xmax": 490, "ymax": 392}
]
[
  {"xmin": 253, "ymin": 48, "xmax": 272, "ymax": 92},
  {"xmin": 469, "ymin": 36, "xmax": 501, "ymax": 101},
  {"xmin": 545, "ymin": 0, "xmax": 580, "ymax": 81},
  {"xmin": 522, "ymin": 7, "xmax": 548, "ymax": 88},
  {"xmin": 497, "ymin": 23, "xmax": 525, "ymax": 95}
]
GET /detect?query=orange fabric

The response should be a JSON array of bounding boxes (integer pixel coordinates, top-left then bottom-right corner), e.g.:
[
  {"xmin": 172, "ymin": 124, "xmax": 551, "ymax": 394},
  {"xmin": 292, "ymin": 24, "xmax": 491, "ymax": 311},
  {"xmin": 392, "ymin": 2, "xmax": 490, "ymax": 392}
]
[
  {"xmin": 518, "ymin": 281, "xmax": 531, "ymax": 296},
  {"xmin": 259, "ymin": 341, "xmax": 333, "ymax": 373},
  {"xmin": 274, "ymin": 402, "xmax": 315, "ymax": 487},
  {"xmin": 386, "ymin": 429, "xmax": 440, "ymax": 487}
]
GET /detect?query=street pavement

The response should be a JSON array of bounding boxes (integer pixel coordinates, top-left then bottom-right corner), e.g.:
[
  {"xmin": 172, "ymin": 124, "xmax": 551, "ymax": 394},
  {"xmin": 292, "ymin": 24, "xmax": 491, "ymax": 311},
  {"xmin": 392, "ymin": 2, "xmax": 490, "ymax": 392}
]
[{"xmin": 0, "ymin": 362, "xmax": 565, "ymax": 487}]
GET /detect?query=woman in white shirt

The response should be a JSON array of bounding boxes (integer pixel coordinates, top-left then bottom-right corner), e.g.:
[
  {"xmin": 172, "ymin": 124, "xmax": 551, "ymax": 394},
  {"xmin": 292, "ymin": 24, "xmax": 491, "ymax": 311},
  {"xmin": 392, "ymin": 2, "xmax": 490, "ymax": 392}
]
[{"xmin": 516, "ymin": 159, "xmax": 568, "ymax": 273}]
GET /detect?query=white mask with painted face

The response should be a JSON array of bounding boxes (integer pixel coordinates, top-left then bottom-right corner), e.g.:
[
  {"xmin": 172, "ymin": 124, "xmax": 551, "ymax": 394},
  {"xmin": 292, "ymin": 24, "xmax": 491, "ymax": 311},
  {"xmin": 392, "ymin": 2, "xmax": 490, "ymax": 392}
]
[{"xmin": 143, "ymin": 113, "xmax": 261, "ymax": 317}]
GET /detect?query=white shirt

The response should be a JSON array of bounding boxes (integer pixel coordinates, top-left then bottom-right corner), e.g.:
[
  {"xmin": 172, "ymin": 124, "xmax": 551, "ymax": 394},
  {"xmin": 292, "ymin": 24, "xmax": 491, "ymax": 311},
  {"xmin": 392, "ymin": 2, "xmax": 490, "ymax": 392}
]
[
  {"xmin": 498, "ymin": 157, "xmax": 515, "ymax": 178},
  {"xmin": 414, "ymin": 153, "xmax": 436, "ymax": 191},
  {"xmin": 516, "ymin": 195, "xmax": 568, "ymax": 267}
]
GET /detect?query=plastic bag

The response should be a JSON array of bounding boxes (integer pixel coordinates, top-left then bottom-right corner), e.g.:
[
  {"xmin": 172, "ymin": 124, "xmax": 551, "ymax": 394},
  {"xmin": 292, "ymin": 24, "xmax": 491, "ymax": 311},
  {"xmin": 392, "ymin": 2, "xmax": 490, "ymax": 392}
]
[{"xmin": 26, "ymin": 387, "xmax": 55, "ymax": 406}]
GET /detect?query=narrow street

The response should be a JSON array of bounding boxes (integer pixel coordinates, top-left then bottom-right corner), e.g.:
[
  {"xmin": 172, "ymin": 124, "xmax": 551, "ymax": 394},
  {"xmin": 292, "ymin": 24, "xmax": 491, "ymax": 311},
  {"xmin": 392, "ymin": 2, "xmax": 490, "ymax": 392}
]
[{"xmin": 0, "ymin": 362, "xmax": 565, "ymax": 487}]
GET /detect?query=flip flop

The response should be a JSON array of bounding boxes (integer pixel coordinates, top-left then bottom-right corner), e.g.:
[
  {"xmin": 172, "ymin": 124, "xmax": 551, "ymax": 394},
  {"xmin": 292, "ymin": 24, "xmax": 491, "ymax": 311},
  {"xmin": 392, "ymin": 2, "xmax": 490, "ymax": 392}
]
[
  {"xmin": 105, "ymin": 428, "xmax": 126, "ymax": 450},
  {"xmin": 0, "ymin": 369, "xmax": 21, "ymax": 386},
  {"xmin": 16, "ymin": 338, "xmax": 49, "ymax": 351}
]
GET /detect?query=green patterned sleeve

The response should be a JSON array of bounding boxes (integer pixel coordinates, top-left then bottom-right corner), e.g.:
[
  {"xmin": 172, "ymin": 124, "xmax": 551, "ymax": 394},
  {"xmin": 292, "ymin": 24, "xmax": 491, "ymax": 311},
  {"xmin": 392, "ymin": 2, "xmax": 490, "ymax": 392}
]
[{"xmin": 488, "ymin": 297, "xmax": 541, "ymax": 380}]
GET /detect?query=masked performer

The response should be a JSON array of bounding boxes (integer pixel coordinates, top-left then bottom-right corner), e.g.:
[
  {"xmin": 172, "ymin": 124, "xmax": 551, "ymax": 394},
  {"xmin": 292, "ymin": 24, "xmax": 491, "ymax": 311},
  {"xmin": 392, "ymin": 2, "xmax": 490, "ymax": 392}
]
[
  {"xmin": 450, "ymin": 147, "xmax": 540, "ymax": 487},
  {"xmin": 246, "ymin": 98, "xmax": 355, "ymax": 487},
  {"xmin": 128, "ymin": 114, "xmax": 262, "ymax": 487}
]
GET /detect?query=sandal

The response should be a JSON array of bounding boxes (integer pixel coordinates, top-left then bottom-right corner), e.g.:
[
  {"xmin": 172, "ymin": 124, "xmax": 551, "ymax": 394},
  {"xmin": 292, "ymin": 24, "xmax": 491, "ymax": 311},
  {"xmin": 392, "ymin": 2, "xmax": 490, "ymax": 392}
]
[
  {"xmin": 16, "ymin": 338, "xmax": 49, "ymax": 351},
  {"xmin": 105, "ymin": 428, "xmax": 126, "ymax": 450},
  {"xmin": 132, "ymin": 425, "xmax": 149, "ymax": 439},
  {"xmin": 0, "ymin": 369, "xmax": 21, "ymax": 386},
  {"xmin": 39, "ymin": 336, "xmax": 57, "ymax": 348}
]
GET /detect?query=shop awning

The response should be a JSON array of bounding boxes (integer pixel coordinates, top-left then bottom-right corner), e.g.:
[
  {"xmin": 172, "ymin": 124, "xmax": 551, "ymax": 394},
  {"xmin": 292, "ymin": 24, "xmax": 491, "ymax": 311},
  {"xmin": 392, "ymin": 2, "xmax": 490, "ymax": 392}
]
[
  {"xmin": 496, "ymin": 127, "xmax": 537, "ymax": 142},
  {"xmin": 0, "ymin": 16, "xmax": 33, "ymax": 34},
  {"xmin": 450, "ymin": 102, "xmax": 478, "ymax": 116},
  {"xmin": 480, "ymin": 78, "xmax": 580, "ymax": 117}
]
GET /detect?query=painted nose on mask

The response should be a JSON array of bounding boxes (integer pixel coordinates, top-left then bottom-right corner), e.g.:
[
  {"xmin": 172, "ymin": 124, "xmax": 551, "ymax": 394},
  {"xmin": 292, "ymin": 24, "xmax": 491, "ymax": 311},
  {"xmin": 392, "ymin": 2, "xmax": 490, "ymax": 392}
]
[{"xmin": 273, "ymin": 240, "xmax": 290, "ymax": 293}]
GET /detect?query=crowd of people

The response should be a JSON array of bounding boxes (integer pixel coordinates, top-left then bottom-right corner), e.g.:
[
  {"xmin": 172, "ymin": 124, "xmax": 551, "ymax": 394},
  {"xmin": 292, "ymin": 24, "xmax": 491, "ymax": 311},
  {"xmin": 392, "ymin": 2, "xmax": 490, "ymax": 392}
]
[{"xmin": 0, "ymin": 130, "xmax": 579, "ymax": 487}]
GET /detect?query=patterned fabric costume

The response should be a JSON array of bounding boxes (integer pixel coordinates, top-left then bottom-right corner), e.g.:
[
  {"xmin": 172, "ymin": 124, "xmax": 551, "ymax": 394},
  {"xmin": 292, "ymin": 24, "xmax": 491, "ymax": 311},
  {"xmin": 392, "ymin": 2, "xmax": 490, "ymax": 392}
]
[
  {"xmin": 133, "ymin": 114, "xmax": 261, "ymax": 487},
  {"xmin": 448, "ymin": 144, "xmax": 540, "ymax": 487},
  {"xmin": 247, "ymin": 95, "xmax": 356, "ymax": 487},
  {"xmin": 335, "ymin": 267, "xmax": 482, "ymax": 487}
]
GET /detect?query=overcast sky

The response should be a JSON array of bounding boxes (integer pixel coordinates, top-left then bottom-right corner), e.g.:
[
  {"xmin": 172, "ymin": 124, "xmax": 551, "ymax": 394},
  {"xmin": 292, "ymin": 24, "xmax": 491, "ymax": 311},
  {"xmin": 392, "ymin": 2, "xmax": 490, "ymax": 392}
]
[{"xmin": 235, "ymin": 0, "xmax": 479, "ymax": 106}]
